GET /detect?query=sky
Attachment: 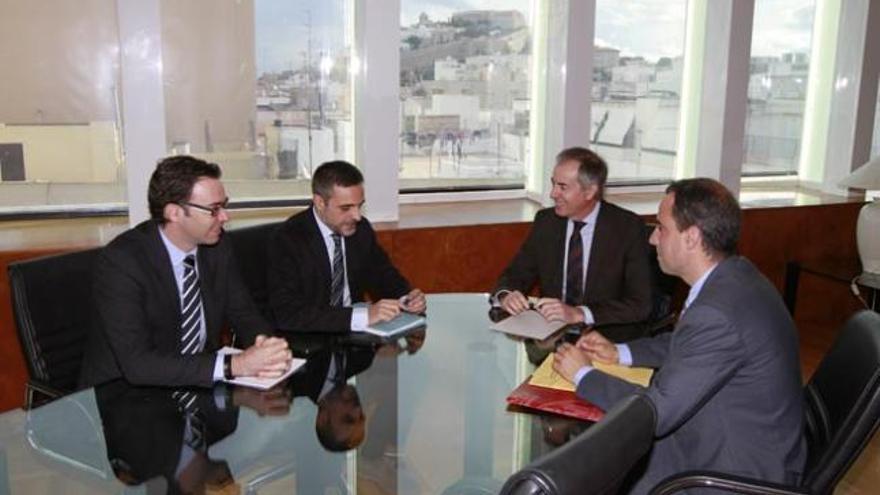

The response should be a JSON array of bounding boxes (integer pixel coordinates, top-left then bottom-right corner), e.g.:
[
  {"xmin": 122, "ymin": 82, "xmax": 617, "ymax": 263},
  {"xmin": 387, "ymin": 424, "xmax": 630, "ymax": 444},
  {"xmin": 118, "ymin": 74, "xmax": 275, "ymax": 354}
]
[{"xmin": 255, "ymin": 0, "xmax": 817, "ymax": 72}]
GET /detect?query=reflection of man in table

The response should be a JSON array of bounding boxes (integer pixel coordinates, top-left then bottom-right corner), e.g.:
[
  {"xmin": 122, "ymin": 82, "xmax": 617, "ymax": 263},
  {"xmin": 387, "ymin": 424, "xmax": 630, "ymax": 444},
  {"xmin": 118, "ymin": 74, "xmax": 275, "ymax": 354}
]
[
  {"xmin": 554, "ymin": 178, "xmax": 806, "ymax": 493},
  {"xmin": 493, "ymin": 147, "xmax": 652, "ymax": 342},
  {"xmin": 289, "ymin": 345, "xmax": 376, "ymax": 451},
  {"xmin": 80, "ymin": 155, "xmax": 291, "ymax": 388},
  {"xmin": 268, "ymin": 160, "xmax": 426, "ymax": 334},
  {"xmin": 96, "ymin": 382, "xmax": 240, "ymax": 494}
]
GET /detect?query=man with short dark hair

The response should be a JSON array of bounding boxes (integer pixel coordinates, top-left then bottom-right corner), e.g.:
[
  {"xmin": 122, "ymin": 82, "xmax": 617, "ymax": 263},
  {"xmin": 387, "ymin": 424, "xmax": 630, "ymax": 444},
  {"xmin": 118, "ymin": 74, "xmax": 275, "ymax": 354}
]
[
  {"xmin": 494, "ymin": 147, "xmax": 652, "ymax": 341},
  {"xmin": 268, "ymin": 160, "xmax": 425, "ymax": 333},
  {"xmin": 80, "ymin": 155, "xmax": 291, "ymax": 388},
  {"xmin": 554, "ymin": 178, "xmax": 806, "ymax": 493}
]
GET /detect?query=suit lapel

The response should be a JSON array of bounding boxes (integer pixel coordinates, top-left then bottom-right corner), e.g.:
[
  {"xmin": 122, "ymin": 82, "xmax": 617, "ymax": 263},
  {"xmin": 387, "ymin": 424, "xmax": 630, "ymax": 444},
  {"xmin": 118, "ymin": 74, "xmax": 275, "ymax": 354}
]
[
  {"xmin": 144, "ymin": 222, "xmax": 184, "ymax": 343},
  {"xmin": 305, "ymin": 209, "xmax": 334, "ymax": 298},
  {"xmin": 197, "ymin": 244, "xmax": 218, "ymax": 347},
  {"xmin": 584, "ymin": 202, "xmax": 608, "ymax": 301},
  {"xmin": 549, "ymin": 215, "xmax": 567, "ymax": 297}
]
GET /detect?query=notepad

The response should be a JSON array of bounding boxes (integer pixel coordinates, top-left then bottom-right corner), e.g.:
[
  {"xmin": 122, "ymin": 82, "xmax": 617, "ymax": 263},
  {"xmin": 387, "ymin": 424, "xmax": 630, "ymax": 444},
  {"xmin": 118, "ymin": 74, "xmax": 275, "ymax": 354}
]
[
  {"xmin": 218, "ymin": 346, "xmax": 306, "ymax": 390},
  {"xmin": 529, "ymin": 353, "xmax": 653, "ymax": 390},
  {"xmin": 364, "ymin": 312, "xmax": 427, "ymax": 339}
]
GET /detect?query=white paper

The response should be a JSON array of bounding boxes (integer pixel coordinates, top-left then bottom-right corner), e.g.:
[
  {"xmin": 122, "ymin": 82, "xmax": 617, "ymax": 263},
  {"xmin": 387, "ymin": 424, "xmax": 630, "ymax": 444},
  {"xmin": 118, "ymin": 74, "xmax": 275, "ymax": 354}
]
[
  {"xmin": 217, "ymin": 346, "xmax": 305, "ymax": 390},
  {"xmin": 489, "ymin": 310, "xmax": 566, "ymax": 340}
]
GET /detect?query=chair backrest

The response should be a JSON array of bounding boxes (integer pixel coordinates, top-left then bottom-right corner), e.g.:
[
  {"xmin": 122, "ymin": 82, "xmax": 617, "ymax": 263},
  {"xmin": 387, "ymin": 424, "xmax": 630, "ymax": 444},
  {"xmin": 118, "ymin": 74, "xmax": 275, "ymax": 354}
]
[
  {"xmin": 500, "ymin": 394, "xmax": 656, "ymax": 495},
  {"xmin": 802, "ymin": 310, "xmax": 880, "ymax": 493},
  {"xmin": 9, "ymin": 248, "xmax": 102, "ymax": 396},
  {"xmin": 226, "ymin": 221, "xmax": 283, "ymax": 321}
]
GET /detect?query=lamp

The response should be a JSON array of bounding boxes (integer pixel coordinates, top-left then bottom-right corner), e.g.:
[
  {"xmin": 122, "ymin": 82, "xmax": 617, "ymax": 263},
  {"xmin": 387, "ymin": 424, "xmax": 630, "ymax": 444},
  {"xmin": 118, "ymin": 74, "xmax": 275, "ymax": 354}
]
[{"xmin": 839, "ymin": 156, "xmax": 880, "ymax": 281}]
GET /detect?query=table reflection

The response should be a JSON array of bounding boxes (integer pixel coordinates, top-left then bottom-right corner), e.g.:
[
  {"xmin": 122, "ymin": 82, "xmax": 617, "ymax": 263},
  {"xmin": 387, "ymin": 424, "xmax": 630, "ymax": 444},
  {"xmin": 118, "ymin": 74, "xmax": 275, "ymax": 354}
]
[{"xmin": 7, "ymin": 294, "xmax": 594, "ymax": 494}]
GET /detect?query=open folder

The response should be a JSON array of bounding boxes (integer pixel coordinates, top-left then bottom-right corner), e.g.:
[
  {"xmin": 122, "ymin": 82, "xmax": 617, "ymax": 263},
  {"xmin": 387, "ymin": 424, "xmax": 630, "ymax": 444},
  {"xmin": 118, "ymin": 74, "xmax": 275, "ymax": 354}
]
[
  {"xmin": 218, "ymin": 346, "xmax": 306, "ymax": 390},
  {"xmin": 506, "ymin": 354, "xmax": 653, "ymax": 422}
]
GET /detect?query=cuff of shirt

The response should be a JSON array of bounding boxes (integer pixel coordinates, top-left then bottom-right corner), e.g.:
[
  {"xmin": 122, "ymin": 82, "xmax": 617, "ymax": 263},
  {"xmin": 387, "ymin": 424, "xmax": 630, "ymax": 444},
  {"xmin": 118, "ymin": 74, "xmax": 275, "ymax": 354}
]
[
  {"xmin": 212, "ymin": 353, "xmax": 225, "ymax": 382},
  {"xmin": 616, "ymin": 344, "xmax": 633, "ymax": 366},
  {"xmin": 574, "ymin": 365, "xmax": 594, "ymax": 386},
  {"xmin": 580, "ymin": 306, "xmax": 595, "ymax": 325},
  {"xmin": 351, "ymin": 306, "xmax": 368, "ymax": 332}
]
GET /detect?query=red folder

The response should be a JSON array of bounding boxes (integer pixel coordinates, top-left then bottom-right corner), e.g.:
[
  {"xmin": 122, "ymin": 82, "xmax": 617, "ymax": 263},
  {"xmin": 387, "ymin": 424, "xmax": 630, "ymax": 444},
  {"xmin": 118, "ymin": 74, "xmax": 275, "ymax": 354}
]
[{"xmin": 506, "ymin": 377, "xmax": 605, "ymax": 422}]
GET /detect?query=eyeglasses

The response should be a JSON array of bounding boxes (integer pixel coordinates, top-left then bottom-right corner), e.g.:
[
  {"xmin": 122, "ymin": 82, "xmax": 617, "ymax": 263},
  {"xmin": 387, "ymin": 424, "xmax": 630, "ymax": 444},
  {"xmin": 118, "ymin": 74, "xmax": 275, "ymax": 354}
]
[{"xmin": 179, "ymin": 198, "xmax": 230, "ymax": 217}]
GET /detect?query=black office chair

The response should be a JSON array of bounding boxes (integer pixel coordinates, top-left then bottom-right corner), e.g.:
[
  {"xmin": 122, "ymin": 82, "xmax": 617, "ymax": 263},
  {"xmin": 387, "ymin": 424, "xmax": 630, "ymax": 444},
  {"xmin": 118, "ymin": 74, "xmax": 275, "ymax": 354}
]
[
  {"xmin": 8, "ymin": 248, "xmax": 102, "ymax": 409},
  {"xmin": 500, "ymin": 394, "xmax": 656, "ymax": 495},
  {"xmin": 227, "ymin": 221, "xmax": 283, "ymax": 321},
  {"xmin": 650, "ymin": 310, "xmax": 880, "ymax": 495}
]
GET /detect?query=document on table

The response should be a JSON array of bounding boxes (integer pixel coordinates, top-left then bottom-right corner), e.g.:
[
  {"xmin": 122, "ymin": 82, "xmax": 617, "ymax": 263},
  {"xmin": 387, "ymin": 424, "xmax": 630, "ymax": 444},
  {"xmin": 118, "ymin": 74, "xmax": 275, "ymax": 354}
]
[
  {"xmin": 529, "ymin": 353, "xmax": 653, "ymax": 390},
  {"xmin": 218, "ymin": 346, "xmax": 306, "ymax": 390},
  {"xmin": 490, "ymin": 310, "xmax": 566, "ymax": 340}
]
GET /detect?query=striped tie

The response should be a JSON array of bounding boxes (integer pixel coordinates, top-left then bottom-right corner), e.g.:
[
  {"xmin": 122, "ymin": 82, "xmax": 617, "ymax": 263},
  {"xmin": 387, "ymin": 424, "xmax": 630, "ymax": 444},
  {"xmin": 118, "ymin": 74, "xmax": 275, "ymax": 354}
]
[
  {"xmin": 180, "ymin": 255, "xmax": 204, "ymax": 354},
  {"xmin": 330, "ymin": 234, "xmax": 344, "ymax": 307},
  {"xmin": 175, "ymin": 255, "xmax": 206, "ymax": 450}
]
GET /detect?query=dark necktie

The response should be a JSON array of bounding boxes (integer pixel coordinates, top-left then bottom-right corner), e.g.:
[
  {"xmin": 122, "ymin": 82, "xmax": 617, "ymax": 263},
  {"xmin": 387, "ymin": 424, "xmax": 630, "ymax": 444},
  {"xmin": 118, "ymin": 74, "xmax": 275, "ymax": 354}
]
[
  {"xmin": 565, "ymin": 221, "xmax": 586, "ymax": 306},
  {"xmin": 330, "ymin": 234, "xmax": 344, "ymax": 307},
  {"xmin": 181, "ymin": 255, "xmax": 203, "ymax": 354}
]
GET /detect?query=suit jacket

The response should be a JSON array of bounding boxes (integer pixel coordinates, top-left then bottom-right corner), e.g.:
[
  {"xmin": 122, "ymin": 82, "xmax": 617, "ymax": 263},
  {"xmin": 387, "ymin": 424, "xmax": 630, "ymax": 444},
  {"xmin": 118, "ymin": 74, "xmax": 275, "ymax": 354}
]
[
  {"xmin": 268, "ymin": 207, "xmax": 411, "ymax": 333},
  {"xmin": 578, "ymin": 256, "xmax": 807, "ymax": 493},
  {"xmin": 79, "ymin": 220, "xmax": 272, "ymax": 388},
  {"xmin": 494, "ymin": 202, "xmax": 652, "ymax": 330}
]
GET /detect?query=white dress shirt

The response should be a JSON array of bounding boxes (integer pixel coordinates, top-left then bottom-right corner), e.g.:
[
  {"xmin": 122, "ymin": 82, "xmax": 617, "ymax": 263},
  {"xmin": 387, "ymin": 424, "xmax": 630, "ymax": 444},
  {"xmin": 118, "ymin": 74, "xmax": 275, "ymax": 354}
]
[
  {"xmin": 159, "ymin": 228, "xmax": 224, "ymax": 381},
  {"xmin": 562, "ymin": 202, "xmax": 601, "ymax": 325},
  {"xmin": 312, "ymin": 209, "xmax": 369, "ymax": 331}
]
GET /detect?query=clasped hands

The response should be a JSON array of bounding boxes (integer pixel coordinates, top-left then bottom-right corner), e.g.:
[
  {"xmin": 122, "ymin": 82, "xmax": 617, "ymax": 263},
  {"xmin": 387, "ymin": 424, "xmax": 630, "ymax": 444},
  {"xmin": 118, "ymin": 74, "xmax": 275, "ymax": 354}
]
[
  {"xmin": 368, "ymin": 288, "xmax": 426, "ymax": 326},
  {"xmin": 231, "ymin": 335, "xmax": 292, "ymax": 378},
  {"xmin": 499, "ymin": 290, "xmax": 583, "ymax": 324},
  {"xmin": 551, "ymin": 331, "xmax": 620, "ymax": 383}
]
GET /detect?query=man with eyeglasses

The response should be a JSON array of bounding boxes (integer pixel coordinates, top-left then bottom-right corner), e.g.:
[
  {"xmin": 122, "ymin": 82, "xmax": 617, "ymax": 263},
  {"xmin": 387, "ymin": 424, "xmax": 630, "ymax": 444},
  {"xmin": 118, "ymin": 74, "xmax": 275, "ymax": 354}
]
[{"xmin": 80, "ymin": 155, "xmax": 292, "ymax": 388}]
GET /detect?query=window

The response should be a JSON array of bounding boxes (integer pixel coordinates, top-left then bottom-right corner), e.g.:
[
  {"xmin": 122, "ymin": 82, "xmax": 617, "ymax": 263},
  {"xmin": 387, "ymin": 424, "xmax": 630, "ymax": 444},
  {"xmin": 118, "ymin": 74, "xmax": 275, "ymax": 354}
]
[
  {"xmin": 398, "ymin": 2, "xmax": 533, "ymax": 190},
  {"xmin": 160, "ymin": 0, "xmax": 352, "ymax": 202},
  {"xmin": 592, "ymin": 0, "xmax": 687, "ymax": 184},
  {"xmin": 743, "ymin": 0, "xmax": 816, "ymax": 176},
  {"xmin": 0, "ymin": 0, "xmax": 123, "ymax": 210},
  {"xmin": 872, "ymin": 77, "xmax": 880, "ymax": 160}
]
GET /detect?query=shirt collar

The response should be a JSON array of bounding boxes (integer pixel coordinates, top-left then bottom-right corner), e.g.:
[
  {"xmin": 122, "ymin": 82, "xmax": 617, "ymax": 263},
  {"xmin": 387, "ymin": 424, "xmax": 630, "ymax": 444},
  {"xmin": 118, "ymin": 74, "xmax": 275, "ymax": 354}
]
[
  {"xmin": 312, "ymin": 207, "xmax": 336, "ymax": 240},
  {"xmin": 684, "ymin": 262, "xmax": 718, "ymax": 311},
  {"xmin": 572, "ymin": 201, "xmax": 601, "ymax": 226},
  {"xmin": 159, "ymin": 226, "xmax": 197, "ymax": 266}
]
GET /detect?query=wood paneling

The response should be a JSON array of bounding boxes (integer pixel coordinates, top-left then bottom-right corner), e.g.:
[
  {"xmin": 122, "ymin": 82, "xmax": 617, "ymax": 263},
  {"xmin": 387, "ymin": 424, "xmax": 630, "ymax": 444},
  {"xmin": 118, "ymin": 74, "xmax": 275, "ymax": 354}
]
[{"xmin": 0, "ymin": 201, "xmax": 865, "ymax": 411}]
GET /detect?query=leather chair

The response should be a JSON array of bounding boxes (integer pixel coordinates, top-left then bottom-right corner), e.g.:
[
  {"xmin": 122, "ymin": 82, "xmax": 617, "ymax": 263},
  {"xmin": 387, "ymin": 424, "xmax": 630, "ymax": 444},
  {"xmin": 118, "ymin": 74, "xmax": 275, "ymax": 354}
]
[
  {"xmin": 650, "ymin": 309, "xmax": 880, "ymax": 495},
  {"xmin": 8, "ymin": 248, "xmax": 102, "ymax": 409},
  {"xmin": 226, "ymin": 221, "xmax": 283, "ymax": 322},
  {"xmin": 500, "ymin": 394, "xmax": 656, "ymax": 495}
]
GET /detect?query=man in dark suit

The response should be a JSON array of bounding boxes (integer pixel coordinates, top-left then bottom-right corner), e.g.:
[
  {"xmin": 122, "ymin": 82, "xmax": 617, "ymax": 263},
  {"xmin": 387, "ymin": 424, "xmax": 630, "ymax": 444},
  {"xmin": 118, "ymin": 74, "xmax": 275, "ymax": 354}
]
[
  {"xmin": 494, "ymin": 147, "xmax": 652, "ymax": 341},
  {"xmin": 554, "ymin": 178, "xmax": 806, "ymax": 493},
  {"xmin": 268, "ymin": 160, "xmax": 426, "ymax": 333},
  {"xmin": 80, "ymin": 155, "xmax": 291, "ymax": 388}
]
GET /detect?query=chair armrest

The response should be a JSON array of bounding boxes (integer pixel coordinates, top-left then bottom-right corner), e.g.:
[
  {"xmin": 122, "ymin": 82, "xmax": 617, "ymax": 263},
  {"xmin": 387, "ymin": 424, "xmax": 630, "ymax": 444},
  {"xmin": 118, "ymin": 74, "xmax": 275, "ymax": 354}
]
[
  {"xmin": 25, "ymin": 379, "xmax": 66, "ymax": 409},
  {"xmin": 650, "ymin": 471, "xmax": 808, "ymax": 495}
]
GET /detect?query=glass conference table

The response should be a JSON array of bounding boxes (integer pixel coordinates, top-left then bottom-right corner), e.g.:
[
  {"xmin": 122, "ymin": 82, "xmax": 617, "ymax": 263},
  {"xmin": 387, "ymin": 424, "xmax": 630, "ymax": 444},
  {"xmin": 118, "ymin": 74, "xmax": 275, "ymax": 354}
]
[{"xmin": 0, "ymin": 294, "xmax": 595, "ymax": 494}]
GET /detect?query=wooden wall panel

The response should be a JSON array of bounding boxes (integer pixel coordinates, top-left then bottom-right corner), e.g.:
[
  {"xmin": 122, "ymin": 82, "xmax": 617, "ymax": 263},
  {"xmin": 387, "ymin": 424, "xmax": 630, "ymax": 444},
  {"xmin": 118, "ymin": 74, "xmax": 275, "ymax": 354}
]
[
  {"xmin": 0, "ymin": 201, "xmax": 865, "ymax": 411},
  {"xmin": 390, "ymin": 223, "xmax": 532, "ymax": 293}
]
